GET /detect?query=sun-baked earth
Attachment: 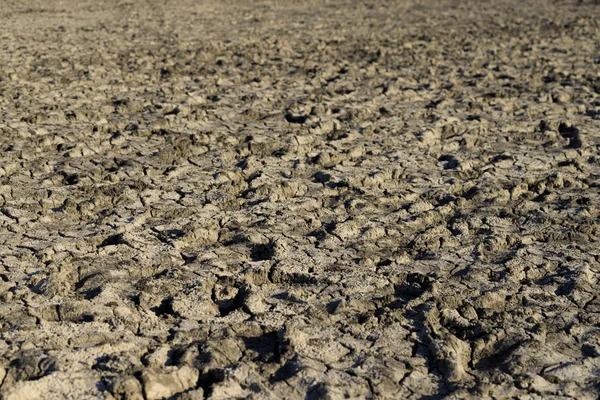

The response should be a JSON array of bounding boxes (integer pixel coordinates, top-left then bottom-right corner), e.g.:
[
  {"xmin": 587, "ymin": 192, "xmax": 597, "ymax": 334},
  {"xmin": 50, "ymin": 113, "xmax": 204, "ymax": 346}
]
[{"xmin": 1, "ymin": 0, "xmax": 600, "ymax": 399}]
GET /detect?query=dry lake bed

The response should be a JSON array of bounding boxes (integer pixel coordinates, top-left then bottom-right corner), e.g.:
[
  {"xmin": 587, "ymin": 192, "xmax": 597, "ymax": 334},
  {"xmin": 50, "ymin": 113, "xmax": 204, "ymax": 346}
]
[{"xmin": 1, "ymin": 0, "xmax": 600, "ymax": 398}]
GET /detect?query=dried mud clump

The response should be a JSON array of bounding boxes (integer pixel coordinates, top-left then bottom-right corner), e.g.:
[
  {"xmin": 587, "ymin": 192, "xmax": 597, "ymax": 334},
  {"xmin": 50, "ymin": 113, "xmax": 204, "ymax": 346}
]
[{"xmin": 1, "ymin": 0, "xmax": 600, "ymax": 399}]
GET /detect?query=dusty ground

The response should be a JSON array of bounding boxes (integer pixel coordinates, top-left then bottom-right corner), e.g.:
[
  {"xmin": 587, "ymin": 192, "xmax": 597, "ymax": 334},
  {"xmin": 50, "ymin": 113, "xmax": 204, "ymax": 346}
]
[{"xmin": 0, "ymin": 0, "xmax": 599, "ymax": 398}]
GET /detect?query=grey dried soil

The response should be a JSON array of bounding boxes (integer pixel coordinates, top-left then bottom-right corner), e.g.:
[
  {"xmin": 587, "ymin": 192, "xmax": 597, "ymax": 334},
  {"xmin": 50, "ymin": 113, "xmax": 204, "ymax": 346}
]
[{"xmin": 1, "ymin": 0, "xmax": 600, "ymax": 399}]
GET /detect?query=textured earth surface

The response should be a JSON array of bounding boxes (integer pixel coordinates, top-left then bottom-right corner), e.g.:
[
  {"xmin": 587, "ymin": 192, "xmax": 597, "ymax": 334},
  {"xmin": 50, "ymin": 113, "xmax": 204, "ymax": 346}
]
[{"xmin": 1, "ymin": 0, "xmax": 600, "ymax": 399}]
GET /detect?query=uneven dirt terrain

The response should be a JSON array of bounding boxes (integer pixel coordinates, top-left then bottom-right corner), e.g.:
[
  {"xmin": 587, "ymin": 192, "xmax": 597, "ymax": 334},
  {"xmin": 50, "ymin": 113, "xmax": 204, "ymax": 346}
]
[{"xmin": 1, "ymin": 0, "xmax": 600, "ymax": 398}]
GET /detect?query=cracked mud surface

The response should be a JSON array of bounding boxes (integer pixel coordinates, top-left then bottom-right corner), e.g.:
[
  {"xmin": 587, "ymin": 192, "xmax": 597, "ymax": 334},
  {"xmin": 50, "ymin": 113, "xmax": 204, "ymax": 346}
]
[{"xmin": 1, "ymin": 0, "xmax": 600, "ymax": 398}]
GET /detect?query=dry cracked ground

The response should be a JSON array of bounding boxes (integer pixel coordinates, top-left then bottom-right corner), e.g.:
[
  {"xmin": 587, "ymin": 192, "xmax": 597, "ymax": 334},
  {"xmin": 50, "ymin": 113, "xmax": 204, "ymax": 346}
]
[{"xmin": 0, "ymin": 0, "xmax": 600, "ymax": 399}]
